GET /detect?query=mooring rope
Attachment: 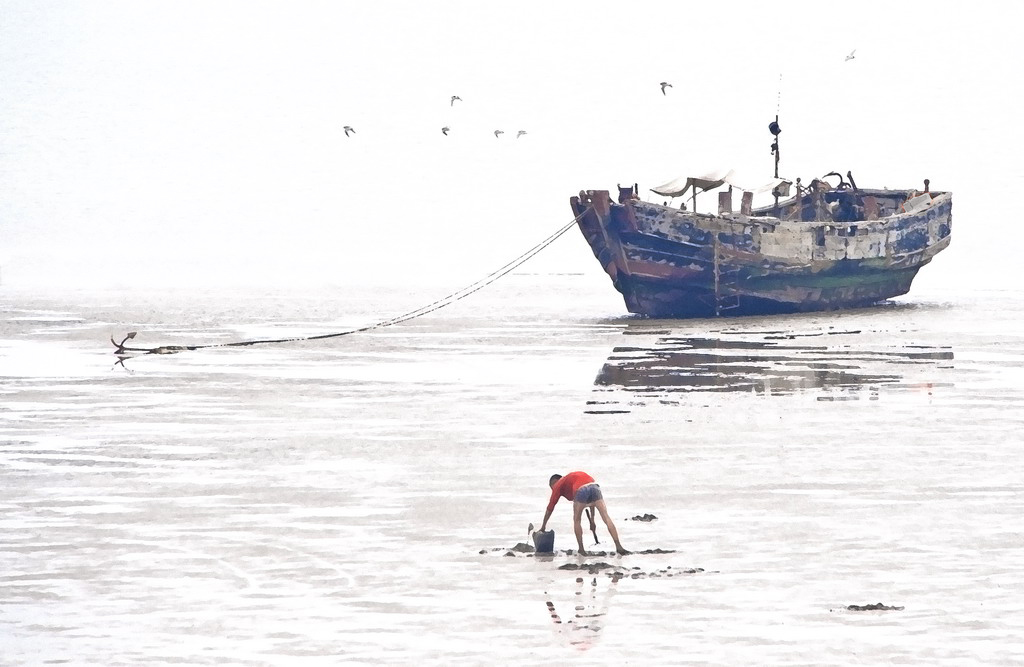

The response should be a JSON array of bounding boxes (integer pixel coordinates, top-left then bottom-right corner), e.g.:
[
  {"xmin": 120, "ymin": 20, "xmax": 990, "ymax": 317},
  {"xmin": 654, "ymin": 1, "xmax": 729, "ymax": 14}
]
[{"xmin": 112, "ymin": 211, "xmax": 587, "ymax": 355}]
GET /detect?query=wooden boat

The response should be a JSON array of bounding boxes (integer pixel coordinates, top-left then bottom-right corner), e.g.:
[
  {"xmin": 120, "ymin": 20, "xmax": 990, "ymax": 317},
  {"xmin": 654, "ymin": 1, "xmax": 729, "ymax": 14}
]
[{"xmin": 569, "ymin": 121, "xmax": 952, "ymax": 318}]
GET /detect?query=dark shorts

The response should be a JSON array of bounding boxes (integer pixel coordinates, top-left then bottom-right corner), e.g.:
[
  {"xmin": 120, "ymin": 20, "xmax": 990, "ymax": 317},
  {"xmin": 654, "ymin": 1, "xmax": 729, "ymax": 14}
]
[{"xmin": 574, "ymin": 483, "xmax": 603, "ymax": 505}]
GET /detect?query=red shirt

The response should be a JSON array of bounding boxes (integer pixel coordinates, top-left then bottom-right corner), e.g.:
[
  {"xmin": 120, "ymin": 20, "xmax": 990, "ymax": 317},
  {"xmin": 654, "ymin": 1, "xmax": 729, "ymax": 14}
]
[{"xmin": 547, "ymin": 471, "xmax": 595, "ymax": 512}]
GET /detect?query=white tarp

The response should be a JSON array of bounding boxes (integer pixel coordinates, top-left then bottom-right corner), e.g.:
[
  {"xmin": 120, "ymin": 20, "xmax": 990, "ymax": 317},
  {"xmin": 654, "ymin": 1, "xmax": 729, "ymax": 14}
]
[
  {"xmin": 651, "ymin": 168, "xmax": 791, "ymax": 197},
  {"xmin": 651, "ymin": 169, "xmax": 735, "ymax": 197},
  {"xmin": 747, "ymin": 177, "xmax": 791, "ymax": 195}
]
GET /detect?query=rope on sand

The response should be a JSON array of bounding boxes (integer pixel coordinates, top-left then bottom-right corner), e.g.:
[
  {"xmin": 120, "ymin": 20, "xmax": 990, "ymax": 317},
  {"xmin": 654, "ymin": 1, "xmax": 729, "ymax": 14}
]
[{"xmin": 112, "ymin": 211, "xmax": 585, "ymax": 356}]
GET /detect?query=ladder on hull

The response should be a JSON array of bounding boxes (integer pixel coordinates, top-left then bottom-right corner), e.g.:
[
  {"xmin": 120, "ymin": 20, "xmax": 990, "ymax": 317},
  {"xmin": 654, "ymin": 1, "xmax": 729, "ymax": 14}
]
[{"xmin": 713, "ymin": 233, "xmax": 741, "ymax": 316}]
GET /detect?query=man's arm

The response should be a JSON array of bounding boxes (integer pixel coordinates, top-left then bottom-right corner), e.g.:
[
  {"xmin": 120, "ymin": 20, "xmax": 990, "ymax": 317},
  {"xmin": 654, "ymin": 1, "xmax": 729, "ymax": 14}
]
[
  {"xmin": 539, "ymin": 505, "xmax": 554, "ymax": 532},
  {"xmin": 540, "ymin": 479, "xmax": 564, "ymax": 531}
]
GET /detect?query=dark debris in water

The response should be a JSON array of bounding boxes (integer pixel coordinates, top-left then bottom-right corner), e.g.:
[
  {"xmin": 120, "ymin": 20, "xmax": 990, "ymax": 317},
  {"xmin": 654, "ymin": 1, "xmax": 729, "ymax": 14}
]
[
  {"xmin": 482, "ymin": 542, "xmax": 534, "ymax": 555},
  {"xmin": 484, "ymin": 544, "xmax": 700, "ymax": 580},
  {"xmin": 483, "ymin": 546, "xmax": 676, "ymax": 558},
  {"xmin": 628, "ymin": 513, "xmax": 658, "ymax": 522},
  {"xmin": 558, "ymin": 561, "xmax": 620, "ymax": 572},
  {"xmin": 845, "ymin": 602, "xmax": 904, "ymax": 611},
  {"xmin": 559, "ymin": 562, "xmax": 704, "ymax": 579}
]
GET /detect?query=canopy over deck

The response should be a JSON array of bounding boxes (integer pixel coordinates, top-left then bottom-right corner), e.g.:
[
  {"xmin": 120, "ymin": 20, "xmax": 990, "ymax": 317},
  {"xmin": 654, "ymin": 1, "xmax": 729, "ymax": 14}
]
[{"xmin": 651, "ymin": 168, "xmax": 791, "ymax": 198}]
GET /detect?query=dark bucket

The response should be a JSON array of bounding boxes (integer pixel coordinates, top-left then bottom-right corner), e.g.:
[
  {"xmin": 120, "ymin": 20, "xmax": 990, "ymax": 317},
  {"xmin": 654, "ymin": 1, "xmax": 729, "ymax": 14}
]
[{"xmin": 532, "ymin": 529, "xmax": 555, "ymax": 553}]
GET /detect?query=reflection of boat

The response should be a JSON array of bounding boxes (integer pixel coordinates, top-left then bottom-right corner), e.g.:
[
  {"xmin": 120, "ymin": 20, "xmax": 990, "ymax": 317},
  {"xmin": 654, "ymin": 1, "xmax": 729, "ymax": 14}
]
[
  {"xmin": 569, "ymin": 122, "xmax": 953, "ymax": 318},
  {"xmin": 590, "ymin": 329, "xmax": 953, "ymax": 406}
]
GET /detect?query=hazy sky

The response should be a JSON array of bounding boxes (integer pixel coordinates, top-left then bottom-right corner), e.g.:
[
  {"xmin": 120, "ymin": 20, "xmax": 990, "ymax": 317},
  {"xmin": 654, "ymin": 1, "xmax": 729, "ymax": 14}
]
[{"xmin": 1, "ymin": 1, "xmax": 1020, "ymax": 290}]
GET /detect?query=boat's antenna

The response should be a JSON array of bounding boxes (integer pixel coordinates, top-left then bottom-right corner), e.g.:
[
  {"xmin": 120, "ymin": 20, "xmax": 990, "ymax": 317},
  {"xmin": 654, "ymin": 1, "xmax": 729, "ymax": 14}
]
[
  {"xmin": 769, "ymin": 75, "xmax": 783, "ymax": 214},
  {"xmin": 769, "ymin": 115, "xmax": 781, "ymax": 179},
  {"xmin": 770, "ymin": 74, "xmax": 782, "ymax": 179}
]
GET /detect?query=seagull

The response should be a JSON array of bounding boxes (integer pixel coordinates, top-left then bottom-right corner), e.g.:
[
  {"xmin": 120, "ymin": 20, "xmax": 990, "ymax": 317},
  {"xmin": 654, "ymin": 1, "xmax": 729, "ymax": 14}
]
[
  {"xmin": 660, "ymin": 81, "xmax": 672, "ymax": 95},
  {"xmin": 451, "ymin": 95, "xmax": 462, "ymax": 106},
  {"xmin": 494, "ymin": 129, "xmax": 504, "ymax": 138},
  {"xmin": 441, "ymin": 126, "xmax": 450, "ymax": 136},
  {"xmin": 516, "ymin": 130, "xmax": 527, "ymax": 138},
  {"xmin": 343, "ymin": 125, "xmax": 355, "ymax": 137},
  {"xmin": 845, "ymin": 49, "xmax": 856, "ymax": 62}
]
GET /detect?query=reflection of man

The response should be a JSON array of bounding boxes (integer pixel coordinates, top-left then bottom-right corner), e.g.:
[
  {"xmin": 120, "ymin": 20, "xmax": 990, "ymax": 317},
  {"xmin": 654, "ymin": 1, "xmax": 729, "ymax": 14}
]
[
  {"xmin": 545, "ymin": 576, "xmax": 618, "ymax": 651},
  {"xmin": 540, "ymin": 471, "xmax": 629, "ymax": 555}
]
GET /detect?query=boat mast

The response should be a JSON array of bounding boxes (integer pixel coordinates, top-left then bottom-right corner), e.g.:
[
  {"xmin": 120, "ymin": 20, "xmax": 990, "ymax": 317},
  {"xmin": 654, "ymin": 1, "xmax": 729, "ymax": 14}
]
[
  {"xmin": 770, "ymin": 74, "xmax": 783, "ymax": 214},
  {"xmin": 769, "ymin": 115, "xmax": 781, "ymax": 213},
  {"xmin": 770, "ymin": 115, "xmax": 781, "ymax": 178},
  {"xmin": 771, "ymin": 74, "xmax": 782, "ymax": 178}
]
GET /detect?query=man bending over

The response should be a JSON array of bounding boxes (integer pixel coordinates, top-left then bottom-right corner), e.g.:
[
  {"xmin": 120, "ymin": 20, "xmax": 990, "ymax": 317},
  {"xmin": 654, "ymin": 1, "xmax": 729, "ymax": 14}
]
[{"xmin": 540, "ymin": 471, "xmax": 629, "ymax": 556}]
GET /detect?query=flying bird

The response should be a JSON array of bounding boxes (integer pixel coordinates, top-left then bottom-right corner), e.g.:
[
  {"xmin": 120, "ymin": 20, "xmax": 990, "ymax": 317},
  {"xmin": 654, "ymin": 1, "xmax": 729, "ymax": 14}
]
[
  {"xmin": 494, "ymin": 129, "xmax": 504, "ymax": 138},
  {"xmin": 451, "ymin": 95, "xmax": 462, "ymax": 106},
  {"xmin": 441, "ymin": 126, "xmax": 450, "ymax": 136},
  {"xmin": 845, "ymin": 49, "xmax": 856, "ymax": 61},
  {"xmin": 516, "ymin": 130, "xmax": 527, "ymax": 138},
  {"xmin": 343, "ymin": 125, "xmax": 355, "ymax": 137},
  {"xmin": 660, "ymin": 81, "xmax": 672, "ymax": 95}
]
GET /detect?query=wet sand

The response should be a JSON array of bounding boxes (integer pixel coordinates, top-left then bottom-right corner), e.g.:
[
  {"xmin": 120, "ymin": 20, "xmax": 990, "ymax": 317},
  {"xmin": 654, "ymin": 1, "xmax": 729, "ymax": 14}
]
[{"xmin": 1, "ymin": 280, "xmax": 1023, "ymax": 664}]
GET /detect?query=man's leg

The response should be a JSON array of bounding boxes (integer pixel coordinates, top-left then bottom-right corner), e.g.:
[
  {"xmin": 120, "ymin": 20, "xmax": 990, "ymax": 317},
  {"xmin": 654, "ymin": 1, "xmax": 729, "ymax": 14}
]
[
  {"xmin": 572, "ymin": 501, "xmax": 587, "ymax": 554},
  {"xmin": 593, "ymin": 499, "xmax": 629, "ymax": 555}
]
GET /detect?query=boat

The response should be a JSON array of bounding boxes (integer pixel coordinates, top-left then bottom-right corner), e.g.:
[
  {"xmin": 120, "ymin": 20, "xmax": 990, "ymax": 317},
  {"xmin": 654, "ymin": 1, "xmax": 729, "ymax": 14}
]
[{"xmin": 569, "ymin": 119, "xmax": 952, "ymax": 318}]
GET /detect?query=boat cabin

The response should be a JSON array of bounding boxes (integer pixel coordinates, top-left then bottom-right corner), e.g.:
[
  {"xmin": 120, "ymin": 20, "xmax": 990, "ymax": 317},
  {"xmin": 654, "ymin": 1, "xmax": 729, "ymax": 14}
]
[{"xmin": 650, "ymin": 169, "xmax": 941, "ymax": 224}]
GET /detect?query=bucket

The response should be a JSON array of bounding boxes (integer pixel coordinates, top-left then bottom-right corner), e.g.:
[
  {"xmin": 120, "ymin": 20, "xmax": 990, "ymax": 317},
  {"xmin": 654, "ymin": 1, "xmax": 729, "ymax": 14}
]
[{"xmin": 532, "ymin": 529, "xmax": 555, "ymax": 553}]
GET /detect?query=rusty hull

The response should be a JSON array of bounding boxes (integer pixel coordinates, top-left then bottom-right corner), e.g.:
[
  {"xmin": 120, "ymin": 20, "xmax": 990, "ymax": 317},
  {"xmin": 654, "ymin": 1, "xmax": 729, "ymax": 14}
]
[{"xmin": 569, "ymin": 187, "xmax": 952, "ymax": 318}]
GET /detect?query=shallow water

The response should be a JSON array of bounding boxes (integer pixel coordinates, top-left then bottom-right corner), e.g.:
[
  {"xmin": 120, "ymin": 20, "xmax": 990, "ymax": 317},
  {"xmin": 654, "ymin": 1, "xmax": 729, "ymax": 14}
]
[{"xmin": 1, "ymin": 276, "xmax": 1023, "ymax": 665}]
